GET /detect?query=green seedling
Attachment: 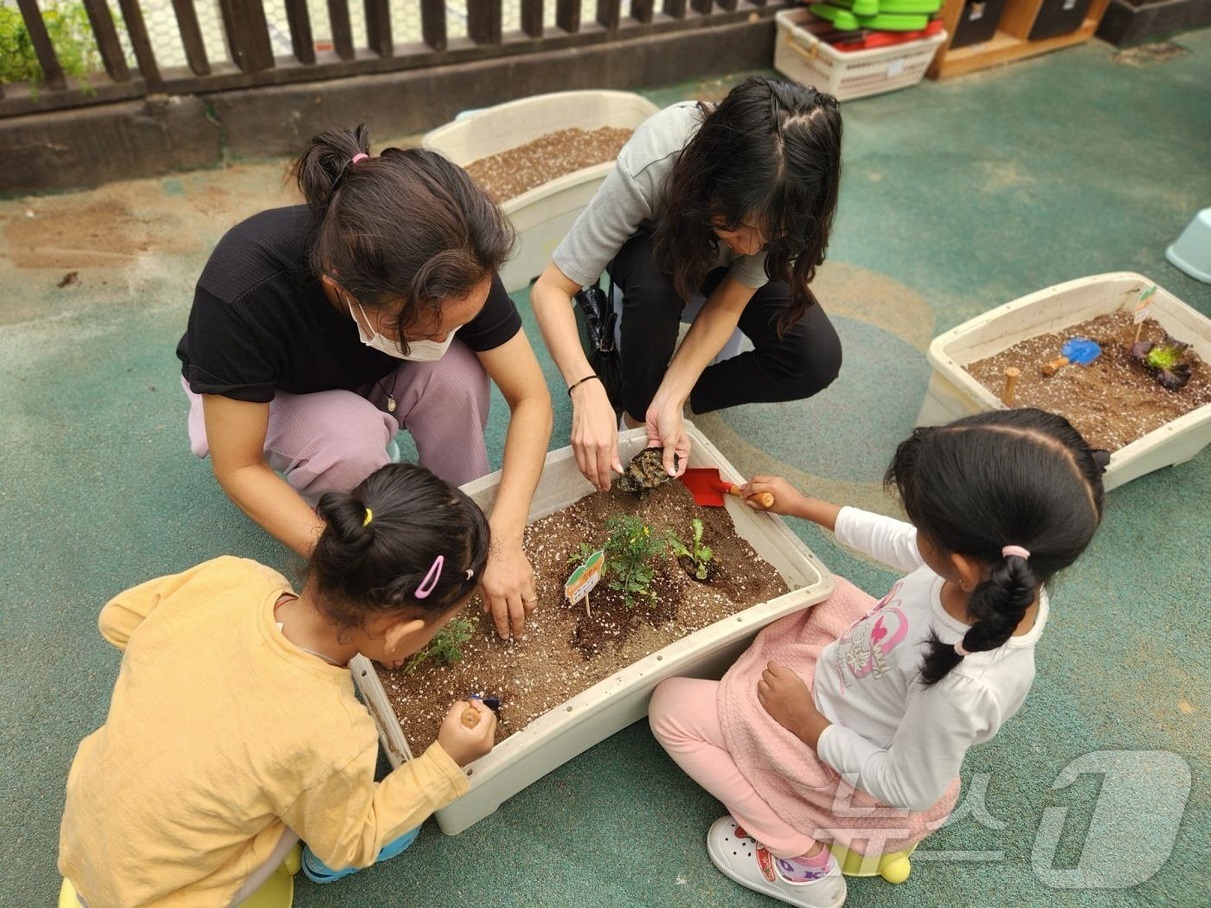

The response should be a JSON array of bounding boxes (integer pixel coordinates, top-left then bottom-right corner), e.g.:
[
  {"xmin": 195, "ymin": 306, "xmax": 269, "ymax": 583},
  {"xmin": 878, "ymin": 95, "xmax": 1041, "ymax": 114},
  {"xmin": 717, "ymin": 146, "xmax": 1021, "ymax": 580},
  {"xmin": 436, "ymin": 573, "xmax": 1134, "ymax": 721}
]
[
  {"xmin": 403, "ymin": 615, "xmax": 477, "ymax": 674},
  {"xmin": 668, "ymin": 518, "xmax": 714, "ymax": 581},
  {"xmin": 603, "ymin": 515, "xmax": 666, "ymax": 608},
  {"xmin": 1131, "ymin": 336, "xmax": 1192, "ymax": 390}
]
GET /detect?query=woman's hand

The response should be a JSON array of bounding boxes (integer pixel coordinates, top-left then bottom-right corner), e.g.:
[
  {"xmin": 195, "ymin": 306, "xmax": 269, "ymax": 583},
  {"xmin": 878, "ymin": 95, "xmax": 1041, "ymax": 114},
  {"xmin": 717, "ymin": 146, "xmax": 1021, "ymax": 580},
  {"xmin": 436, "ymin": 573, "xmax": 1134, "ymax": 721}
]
[
  {"xmin": 530, "ymin": 263, "xmax": 622, "ymax": 491},
  {"xmin": 571, "ymin": 378, "xmax": 624, "ymax": 491},
  {"xmin": 645, "ymin": 398, "xmax": 690, "ymax": 479},
  {"xmin": 478, "ymin": 537, "xmax": 538, "ymax": 640},
  {"xmin": 437, "ymin": 699, "xmax": 497, "ymax": 766},
  {"xmin": 757, "ymin": 660, "xmax": 830, "ymax": 748}
]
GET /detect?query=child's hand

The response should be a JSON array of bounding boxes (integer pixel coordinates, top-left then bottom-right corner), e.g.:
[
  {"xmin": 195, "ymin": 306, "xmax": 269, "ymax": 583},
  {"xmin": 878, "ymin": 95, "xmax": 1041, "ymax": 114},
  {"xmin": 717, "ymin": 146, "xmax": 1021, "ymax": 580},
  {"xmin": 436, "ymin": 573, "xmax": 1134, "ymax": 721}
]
[
  {"xmin": 437, "ymin": 699, "xmax": 496, "ymax": 766},
  {"xmin": 757, "ymin": 661, "xmax": 830, "ymax": 747},
  {"xmin": 742, "ymin": 476, "xmax": 801, "ymax": 515}
]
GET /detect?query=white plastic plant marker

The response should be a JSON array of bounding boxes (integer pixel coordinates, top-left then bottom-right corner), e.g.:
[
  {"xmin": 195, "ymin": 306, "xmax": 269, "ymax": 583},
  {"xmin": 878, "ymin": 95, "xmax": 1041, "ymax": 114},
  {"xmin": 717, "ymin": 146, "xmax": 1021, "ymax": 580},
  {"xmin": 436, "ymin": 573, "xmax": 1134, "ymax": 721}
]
[
  {"xmin": 352, "ymin": 423, "xmax": 834, "ymax": 834},
  {"xmin": 915, "ymin": 272, "xmax": 1211, "ymax": 490},
  {"xmin": 423, "ymin": 90, "xmax": 660, "ymax": 293}
]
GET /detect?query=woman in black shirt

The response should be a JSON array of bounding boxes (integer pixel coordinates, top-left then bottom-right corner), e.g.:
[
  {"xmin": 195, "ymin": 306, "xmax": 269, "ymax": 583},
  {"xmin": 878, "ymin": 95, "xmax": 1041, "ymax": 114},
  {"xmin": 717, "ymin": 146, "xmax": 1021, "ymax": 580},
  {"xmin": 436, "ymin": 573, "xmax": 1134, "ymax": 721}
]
[{"xmin": 178, "ymin": 126, "xmax": 552, "ymax": 639}]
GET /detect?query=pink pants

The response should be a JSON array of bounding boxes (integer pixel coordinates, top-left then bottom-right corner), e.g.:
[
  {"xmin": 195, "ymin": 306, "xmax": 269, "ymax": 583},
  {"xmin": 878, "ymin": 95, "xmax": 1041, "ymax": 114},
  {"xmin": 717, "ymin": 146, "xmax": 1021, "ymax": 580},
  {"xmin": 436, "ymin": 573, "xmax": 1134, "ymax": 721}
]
[
  {"xmin": 184, "ymin": 340, "xmax": 490, "ymax": 503},
  {"xmin": 650, "ymin": 677, "xmax": 818, "ymax": 858}
]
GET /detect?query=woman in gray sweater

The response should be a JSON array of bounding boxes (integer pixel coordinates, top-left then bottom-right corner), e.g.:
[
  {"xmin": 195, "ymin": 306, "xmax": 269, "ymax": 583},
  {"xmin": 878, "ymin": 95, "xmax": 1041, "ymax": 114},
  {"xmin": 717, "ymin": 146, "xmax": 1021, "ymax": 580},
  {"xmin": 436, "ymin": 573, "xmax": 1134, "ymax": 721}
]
[{"xmin": 531, "ymin": 77, "xmax": 843, "ymax": 490}]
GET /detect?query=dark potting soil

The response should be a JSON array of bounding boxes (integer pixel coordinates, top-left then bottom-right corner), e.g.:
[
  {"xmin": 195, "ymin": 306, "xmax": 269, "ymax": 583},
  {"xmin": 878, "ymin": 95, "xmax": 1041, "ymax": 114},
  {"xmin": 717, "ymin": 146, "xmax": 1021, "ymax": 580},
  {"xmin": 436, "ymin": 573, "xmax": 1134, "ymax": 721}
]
[
  {"xmin": 463, "ymin": 127, "xmax": 633, "ymax": 203},
  {"xmin": 377, "ymin": 480, "xmax": 790, "ymax": 751},
  {"xmin": 965, "ymin": 311, "xmax": 1211, "ymax": 451}
]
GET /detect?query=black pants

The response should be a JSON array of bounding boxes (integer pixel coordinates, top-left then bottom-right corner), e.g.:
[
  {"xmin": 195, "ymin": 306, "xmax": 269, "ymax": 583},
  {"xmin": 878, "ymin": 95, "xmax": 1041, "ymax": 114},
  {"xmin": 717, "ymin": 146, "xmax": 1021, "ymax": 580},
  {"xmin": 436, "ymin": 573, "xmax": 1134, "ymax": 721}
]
[{"xmin": 609, "ymin": 230, "xmax": 843, "ymax": 420}]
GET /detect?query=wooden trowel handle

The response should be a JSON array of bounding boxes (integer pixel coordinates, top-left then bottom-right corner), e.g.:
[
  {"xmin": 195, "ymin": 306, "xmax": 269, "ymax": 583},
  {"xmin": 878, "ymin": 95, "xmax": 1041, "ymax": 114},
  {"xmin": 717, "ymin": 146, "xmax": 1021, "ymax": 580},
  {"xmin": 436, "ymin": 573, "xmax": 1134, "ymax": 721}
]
[{"xmin": 726, "ymin": 484, "xmax": 774, "ymax": 510}]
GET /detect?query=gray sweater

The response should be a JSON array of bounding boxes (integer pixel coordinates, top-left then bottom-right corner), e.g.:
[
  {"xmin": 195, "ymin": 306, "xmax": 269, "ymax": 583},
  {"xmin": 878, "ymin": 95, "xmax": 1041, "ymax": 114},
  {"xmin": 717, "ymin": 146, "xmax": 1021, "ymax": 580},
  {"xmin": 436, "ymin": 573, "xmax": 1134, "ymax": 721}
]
[{"xmin": 551, "ymin": 101, "xmax": 770, "ymax": 291}]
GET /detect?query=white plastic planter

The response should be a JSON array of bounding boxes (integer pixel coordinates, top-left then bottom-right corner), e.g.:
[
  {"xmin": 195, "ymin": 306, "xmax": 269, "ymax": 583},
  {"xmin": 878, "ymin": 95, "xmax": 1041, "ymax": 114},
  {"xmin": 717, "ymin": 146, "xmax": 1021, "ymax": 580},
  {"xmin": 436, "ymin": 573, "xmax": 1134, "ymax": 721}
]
[
  {"xmin": 352, "ymin": 424, "xmax": 834, "ymax": 834},
  {"xmin": 423, "ymin": 90, "xmax": 660, "ymax": 293},
  {"xmin": 916, "ymin": 272, "xmax": 1211, "ymax": 490}
]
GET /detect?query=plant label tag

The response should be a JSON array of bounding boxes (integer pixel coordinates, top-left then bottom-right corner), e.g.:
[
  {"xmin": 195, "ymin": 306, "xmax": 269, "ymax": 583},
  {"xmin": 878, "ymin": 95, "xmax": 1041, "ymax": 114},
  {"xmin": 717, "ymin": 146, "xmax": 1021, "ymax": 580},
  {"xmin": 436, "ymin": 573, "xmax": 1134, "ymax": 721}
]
[
  {"xmin": 1133, "ymin": 285, "xmax": 1156, "ymax": 324},
  {"xmin": 565, "ymin": 549, "xmax": 605, "ymax": 605}
]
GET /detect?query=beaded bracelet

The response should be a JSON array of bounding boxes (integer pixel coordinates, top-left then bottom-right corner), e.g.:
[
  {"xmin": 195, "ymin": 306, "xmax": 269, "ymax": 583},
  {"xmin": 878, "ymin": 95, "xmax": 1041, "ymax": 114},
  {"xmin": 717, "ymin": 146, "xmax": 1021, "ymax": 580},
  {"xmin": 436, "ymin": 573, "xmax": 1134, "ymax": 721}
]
[{"xmin": 567, "ymin": 374, "xmax": 601, "ymax": 396}]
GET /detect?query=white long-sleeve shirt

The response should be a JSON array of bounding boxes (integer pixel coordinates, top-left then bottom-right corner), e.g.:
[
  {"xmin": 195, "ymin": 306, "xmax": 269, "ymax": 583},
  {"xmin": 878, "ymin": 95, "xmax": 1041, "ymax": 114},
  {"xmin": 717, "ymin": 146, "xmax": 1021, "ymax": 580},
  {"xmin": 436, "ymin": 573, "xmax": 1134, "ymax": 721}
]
[{"xmin": 813, "ymin": 507, "xmax": 1047, "ymax": 811}]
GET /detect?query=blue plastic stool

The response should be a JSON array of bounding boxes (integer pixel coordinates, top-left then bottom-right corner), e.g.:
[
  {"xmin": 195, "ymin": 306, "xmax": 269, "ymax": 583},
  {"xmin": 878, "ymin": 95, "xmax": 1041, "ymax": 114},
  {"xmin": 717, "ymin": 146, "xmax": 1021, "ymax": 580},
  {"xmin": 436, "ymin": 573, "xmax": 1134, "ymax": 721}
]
[{"xmin": 301, "ymin": 826, "xmax": 421, "ymax": 884}]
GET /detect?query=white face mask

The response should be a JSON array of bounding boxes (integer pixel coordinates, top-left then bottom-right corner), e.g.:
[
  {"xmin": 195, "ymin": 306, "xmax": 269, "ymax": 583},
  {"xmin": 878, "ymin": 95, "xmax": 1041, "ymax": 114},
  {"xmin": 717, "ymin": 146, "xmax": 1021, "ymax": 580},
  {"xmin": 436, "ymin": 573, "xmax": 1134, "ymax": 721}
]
[{"xmin": 352, "ymin": 300, "xmax": 456, "ymax": 362}]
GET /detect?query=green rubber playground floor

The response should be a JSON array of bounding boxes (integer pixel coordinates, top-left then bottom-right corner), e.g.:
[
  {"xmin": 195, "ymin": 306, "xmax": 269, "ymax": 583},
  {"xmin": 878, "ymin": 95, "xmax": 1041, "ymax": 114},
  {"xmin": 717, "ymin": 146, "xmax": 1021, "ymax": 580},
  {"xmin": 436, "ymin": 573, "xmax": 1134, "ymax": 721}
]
[{"xmin": 2, "ymin": 31, "xmax": 1209, "ymax": 908}]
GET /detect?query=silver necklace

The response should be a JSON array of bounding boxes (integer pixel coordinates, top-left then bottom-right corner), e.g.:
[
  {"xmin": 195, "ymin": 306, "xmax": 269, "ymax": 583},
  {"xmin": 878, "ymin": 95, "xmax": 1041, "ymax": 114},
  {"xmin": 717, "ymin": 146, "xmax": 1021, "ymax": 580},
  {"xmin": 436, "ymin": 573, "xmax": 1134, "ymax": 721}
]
[
  {"xmin": 378, "ymin": 372, "xmax": 398, "ymax": 413},
  {"xmin": 275, "ymin": 594, "xmax": 346, "ymax": 667}
]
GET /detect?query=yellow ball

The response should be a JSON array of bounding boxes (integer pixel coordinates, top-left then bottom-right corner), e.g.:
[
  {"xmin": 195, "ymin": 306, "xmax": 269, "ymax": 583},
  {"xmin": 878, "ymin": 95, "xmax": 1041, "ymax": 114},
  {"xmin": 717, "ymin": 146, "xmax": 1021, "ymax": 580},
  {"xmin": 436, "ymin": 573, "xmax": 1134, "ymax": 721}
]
[{"xmin": 879, "ymin": 854, "xmax": 912, "ymax": 884}]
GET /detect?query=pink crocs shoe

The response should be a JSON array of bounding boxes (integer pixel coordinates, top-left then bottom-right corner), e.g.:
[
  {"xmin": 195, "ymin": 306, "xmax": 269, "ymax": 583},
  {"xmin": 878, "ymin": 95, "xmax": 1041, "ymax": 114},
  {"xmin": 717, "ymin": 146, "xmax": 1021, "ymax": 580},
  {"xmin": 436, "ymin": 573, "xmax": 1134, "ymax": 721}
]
[{"xmin": 706, "ymin": 816, "xmax": 847, "ymax": 908}]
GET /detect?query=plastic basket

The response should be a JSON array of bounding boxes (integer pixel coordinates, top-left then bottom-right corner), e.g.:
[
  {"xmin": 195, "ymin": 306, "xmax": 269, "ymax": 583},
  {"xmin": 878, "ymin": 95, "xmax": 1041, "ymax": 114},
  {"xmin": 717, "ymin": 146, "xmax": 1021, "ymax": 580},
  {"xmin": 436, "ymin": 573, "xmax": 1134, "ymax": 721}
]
[{"xmin": 774, "ymin": 9, "xmax": 947, "ymax": 101}]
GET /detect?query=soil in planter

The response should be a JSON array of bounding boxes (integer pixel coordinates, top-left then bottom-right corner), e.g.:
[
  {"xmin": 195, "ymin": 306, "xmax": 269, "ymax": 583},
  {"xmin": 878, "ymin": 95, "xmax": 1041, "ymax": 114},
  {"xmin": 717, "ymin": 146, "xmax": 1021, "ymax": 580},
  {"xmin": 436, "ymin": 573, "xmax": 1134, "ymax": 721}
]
[
  {"xmin": 377, "ymin": 480, "xmax": 791, "ymax": 751},
  {"xmin": 464, "ymin": 127, "xmax": 633, "ymax": 203},
  {"xmin": 965, "ymin": 311, "xmax": 1211, "ymax": 451}
]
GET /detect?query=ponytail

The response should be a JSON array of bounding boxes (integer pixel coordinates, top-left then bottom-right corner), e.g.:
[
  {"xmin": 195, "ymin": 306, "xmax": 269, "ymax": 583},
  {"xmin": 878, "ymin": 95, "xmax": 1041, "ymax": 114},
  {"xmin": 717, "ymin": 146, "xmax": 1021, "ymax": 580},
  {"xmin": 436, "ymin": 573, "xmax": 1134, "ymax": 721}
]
[
  {"xmin": 310, "ymin": 463, "xmax": 490, "ymax": 631},
  {"xmin": 295, "ymin": 124, "xmax": 371, "ymax": 212}
]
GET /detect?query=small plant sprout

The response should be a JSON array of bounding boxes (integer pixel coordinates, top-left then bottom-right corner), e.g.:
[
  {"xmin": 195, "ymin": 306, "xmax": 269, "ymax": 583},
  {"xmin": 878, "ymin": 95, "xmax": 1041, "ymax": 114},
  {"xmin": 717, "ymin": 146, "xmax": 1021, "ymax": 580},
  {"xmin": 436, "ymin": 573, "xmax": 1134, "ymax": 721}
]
[
  {"xmin": 1131, "ymin": 336, "xmax": 1193, "ymax": 390},
  {"xmin": 403, "ymin": 615, "xmax": 477, "ymax": 675},
  {"xmin": 668, "ymin": 518, "xmax": 714, "ymax": 581},
  {"xmin": 603, "ymin": 515, "xmax": 666, "ymax": 607}
]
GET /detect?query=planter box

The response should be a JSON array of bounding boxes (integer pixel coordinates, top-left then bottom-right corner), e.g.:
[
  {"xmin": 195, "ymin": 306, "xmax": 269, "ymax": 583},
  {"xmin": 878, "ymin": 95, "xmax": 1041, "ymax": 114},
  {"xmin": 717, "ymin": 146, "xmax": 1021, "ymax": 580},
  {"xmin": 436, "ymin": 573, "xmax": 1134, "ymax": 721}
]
[
  {"xmin": 915, "ymin": 272, "xmax": 1211, "ymax": 490},
  {"xmin": 423, "ymin": 90, "xmax": 660, "ymax": 293},
  {"xmin": 352, "ymin": 424, "xmax": 834, "ymax": 834}
]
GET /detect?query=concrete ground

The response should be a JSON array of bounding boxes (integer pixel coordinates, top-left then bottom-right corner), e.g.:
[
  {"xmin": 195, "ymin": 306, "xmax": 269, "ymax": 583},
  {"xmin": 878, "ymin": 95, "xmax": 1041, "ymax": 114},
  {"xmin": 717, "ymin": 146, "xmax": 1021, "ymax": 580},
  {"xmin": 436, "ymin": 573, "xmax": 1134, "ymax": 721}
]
[{"xmin": 2, "ymin": 31, "xmax": 1209, "ymax": 908}]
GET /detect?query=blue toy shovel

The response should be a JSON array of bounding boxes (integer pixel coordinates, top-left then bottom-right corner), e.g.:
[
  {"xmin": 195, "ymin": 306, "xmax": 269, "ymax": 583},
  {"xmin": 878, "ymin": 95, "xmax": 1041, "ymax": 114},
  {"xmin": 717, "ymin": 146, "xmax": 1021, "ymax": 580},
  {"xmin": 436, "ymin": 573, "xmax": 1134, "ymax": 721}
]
[{"xmin": 1042, "ymin": 337, "xmax": 1102, "ymax": 376}]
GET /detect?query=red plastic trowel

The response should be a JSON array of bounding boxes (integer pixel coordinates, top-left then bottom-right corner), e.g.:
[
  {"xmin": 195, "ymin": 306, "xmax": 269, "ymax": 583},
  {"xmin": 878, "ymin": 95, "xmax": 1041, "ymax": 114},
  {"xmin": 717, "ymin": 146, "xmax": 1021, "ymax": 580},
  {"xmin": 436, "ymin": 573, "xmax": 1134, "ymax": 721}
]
[{"xmin": 681, "ymin": 468, "xmax": 774, "ymax": 510}]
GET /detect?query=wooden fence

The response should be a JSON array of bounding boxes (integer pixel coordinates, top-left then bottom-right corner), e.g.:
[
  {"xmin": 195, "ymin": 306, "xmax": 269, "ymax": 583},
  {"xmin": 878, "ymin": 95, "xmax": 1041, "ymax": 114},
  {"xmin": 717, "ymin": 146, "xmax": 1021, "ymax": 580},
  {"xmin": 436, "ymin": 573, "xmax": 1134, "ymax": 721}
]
[{"xmin": 2, "ymin": 0, "xmax": 783, "ymax": 118}]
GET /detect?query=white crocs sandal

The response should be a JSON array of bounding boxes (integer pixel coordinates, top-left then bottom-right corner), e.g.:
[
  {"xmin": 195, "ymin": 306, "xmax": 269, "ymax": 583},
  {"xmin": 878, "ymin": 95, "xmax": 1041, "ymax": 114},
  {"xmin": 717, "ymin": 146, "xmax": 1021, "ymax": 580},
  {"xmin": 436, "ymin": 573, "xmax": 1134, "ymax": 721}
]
[{"xmin": 706, "ymin": 816, "xmax": 847, "ymax": 908}]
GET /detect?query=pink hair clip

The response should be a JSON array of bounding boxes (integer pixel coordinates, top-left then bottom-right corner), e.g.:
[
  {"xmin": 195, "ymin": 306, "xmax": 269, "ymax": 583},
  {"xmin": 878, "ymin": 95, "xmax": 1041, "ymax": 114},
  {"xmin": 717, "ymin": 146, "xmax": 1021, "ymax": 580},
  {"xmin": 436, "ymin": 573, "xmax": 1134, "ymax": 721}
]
[
  {"xmin": 413, "ymin": 555, "xmax": 444, "ymax": 600},
  {"xmin": 351, "ymin": 153, "xmax": 369, "ymax": 164},
  {"xmin": 1002, "ymin": 545, "xmax": 1031, "ymax": 561}
]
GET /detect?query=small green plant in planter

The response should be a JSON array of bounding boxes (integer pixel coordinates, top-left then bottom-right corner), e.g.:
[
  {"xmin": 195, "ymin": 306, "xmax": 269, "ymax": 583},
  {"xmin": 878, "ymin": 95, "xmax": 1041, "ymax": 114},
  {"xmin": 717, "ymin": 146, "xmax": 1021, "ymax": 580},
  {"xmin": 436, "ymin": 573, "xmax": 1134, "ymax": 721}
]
[
  {"xmin": 668, "ymin": 518, "xmax": 714, "ymax": 582},
  {"xmin": 402, "ymin": 615, "xmax": 477, "ymax": 675},
  {"xmin": 603, "ymin": 515, "xmax": 666, "ymax": 607}
]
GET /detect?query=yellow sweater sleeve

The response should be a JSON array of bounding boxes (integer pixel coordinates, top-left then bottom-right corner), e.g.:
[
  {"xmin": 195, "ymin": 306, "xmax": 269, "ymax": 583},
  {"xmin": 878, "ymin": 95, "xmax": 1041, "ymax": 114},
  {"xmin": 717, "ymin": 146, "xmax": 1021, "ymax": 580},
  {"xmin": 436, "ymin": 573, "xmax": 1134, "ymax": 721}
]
[{"xmin": 282, "ymin": 740, "xmax": 470, "ymax": 870}]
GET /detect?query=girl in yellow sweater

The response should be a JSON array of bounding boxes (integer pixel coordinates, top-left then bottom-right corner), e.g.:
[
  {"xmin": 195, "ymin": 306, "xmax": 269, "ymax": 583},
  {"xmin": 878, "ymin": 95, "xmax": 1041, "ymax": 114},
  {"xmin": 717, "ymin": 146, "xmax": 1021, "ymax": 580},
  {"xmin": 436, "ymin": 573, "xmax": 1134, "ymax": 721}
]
[{"xmin": 59, "ymin": 462, "xmax": 495, "ymax": 905}]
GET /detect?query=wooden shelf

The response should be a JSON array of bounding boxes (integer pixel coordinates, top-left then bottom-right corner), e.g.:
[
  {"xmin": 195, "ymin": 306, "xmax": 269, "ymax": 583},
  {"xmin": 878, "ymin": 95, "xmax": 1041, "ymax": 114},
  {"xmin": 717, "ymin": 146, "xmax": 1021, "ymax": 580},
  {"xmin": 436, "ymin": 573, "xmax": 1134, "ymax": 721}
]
[{"xmin": 927, "ymin": 0, "xmax": 1109, "ymax": 79}]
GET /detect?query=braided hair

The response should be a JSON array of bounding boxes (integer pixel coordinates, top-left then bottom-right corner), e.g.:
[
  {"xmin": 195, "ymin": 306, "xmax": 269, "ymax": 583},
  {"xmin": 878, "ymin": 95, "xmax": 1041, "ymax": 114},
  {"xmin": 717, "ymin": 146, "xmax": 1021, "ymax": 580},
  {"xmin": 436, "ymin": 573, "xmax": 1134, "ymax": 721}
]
[
  {"xmin": 308, "ymin": 463, "xmax": 490, "ymax": 633},
  {"xmin": 652, "ymin": 76, "xmax": 842, "ymax": 336},
  {"xmin": 886, "ymin": 409, "xmax": 1107, "ymax": 685}
]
